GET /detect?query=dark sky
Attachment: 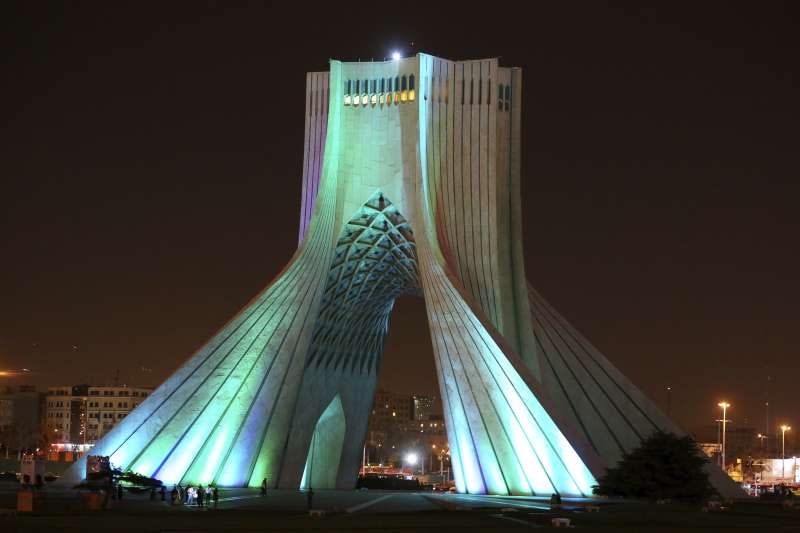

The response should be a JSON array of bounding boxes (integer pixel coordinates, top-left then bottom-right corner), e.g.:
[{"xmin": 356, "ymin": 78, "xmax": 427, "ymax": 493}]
[{"xmin": 2, "ymin": 3, "xmax": 798, "ymax": 437}]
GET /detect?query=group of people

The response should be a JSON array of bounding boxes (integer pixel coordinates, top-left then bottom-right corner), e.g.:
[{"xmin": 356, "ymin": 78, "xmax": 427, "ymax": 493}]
[{"xmin": 169, "ymin": 483, "xmax": 218, "ymax": 506}]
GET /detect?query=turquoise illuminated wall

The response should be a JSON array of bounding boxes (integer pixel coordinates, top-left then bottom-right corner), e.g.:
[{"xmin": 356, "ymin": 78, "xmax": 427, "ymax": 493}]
[{"xmin": 57, "ymin": 52, "xmax": 742, "ymax": 498}]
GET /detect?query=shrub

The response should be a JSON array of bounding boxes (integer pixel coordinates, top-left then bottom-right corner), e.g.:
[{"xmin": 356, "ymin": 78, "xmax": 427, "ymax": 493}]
[{"xmin": 593, "ymin": 431, "xmax": 714, "ymax": 502}]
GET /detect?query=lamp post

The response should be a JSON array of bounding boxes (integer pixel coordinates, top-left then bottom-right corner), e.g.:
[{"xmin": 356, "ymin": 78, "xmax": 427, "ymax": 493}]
[
  {"xmin": 666, "ymin": 386, "xmax": 672, "ymax": 417},
  {"xmin": 757, "ymin": 433, "xmax": 768, "ymax": 450},
  {"xmin": 780, "ymin": 425, "xmax": 791, "ymax": 480},
  {"xmin": 718, "ymin": 402, "xmax": 730, "ymax": 470}
]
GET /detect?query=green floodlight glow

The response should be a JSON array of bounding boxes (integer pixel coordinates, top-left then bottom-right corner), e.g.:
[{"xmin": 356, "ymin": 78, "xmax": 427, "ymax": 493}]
[{"xmin": 54, "ymin": 52, "xmax": 728, "ymax": 501}]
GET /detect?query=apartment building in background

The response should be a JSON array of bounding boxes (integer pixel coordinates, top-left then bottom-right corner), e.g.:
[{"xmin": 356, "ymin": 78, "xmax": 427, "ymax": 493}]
[{"xmin": 44, "ymin": 384, "xmax": 153, "ymax": 450}]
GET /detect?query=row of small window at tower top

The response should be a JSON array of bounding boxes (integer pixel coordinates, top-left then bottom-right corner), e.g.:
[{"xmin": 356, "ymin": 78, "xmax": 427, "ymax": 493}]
[
  {"xmin": 345, "ymin": 75, "xmax": 416, "ymax": 96},
  {"xmin": 344, "ymin": 75, "xmax": 417, "ymax": 106},
  {"xmin": 343, "ymin": 75, "xmax": 512, "ymax": 110}
]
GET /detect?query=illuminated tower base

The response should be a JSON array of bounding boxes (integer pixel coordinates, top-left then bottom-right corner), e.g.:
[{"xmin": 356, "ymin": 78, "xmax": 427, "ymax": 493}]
[{"xmin": 59, "ymin": 54, "xmax": 741, "ymax": 497}]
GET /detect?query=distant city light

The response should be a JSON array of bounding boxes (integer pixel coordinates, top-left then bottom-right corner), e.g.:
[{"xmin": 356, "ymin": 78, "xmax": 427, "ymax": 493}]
[{"xmin": 391, "ymin": 51, "xmax": 401, "ymax": 61}]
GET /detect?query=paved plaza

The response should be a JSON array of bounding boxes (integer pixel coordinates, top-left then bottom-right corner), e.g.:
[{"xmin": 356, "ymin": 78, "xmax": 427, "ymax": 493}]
[{"xmin": 1, "ymin": 484, "xmax": 798, "ymax": 532}]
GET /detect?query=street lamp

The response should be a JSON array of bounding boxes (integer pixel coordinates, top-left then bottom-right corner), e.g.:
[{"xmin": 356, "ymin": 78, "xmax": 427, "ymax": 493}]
[
  {"xmin": 666, "ymin": 386, "xmax": 672, "ymax": 417},
  {"xmin": 780, "ymin": 425, "xmax": 791, "ymax": 479},
  {"xmin": 757, "ymin": 433, "xmax": 768, "ymax": 450},
  {"xmin": 718, "ymin": 402, "xmax": 730, "ymax": 470}
]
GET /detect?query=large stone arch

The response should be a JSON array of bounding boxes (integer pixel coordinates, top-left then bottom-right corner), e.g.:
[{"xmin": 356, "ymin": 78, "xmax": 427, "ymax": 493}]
[{"xmin": 57, "ymin": 53, "xmax": 742, "ymax": 498}]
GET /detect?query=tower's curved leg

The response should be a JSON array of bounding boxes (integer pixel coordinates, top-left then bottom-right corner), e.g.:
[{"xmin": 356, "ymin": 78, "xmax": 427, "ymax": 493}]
[
  {"xmin": 417, "ymin": 240, "xmax": 601, "ymax": 496},
  {"xmin": 525, "ymin": 283, "xmax": 745, "ymax": 497},
  {"xmin": 57, "ymin": 169, "xmax": 339, "ymax": 488}
]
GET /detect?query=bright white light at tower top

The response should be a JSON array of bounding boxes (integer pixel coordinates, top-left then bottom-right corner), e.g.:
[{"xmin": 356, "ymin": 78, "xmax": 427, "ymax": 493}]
[{"xmin": 391, "ymin": 51, "xmax": 401, "ymax": 60}]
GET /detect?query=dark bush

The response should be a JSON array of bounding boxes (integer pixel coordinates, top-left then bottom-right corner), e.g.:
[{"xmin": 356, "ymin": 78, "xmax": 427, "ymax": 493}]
[{"xmin": 593, "ymin": 431, "xmax": 714, "ymax": 502}]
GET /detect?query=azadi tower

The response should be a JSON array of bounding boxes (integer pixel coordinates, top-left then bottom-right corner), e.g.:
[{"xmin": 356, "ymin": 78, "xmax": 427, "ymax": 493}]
[{"xmin": 61, "ymin": 54, "xmax": 740, "ymax": 497}]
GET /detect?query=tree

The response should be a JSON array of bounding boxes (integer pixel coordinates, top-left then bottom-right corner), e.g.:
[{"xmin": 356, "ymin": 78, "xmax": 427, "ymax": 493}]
[{"xmin": 593, "ymin": 431, "xmax": 714, "ymax": 502}]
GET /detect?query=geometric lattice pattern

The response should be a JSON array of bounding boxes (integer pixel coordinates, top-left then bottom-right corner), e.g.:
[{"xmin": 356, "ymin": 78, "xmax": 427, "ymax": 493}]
[{"xmin": 306, "ymin": 190, "xmax": 420, "ymax": 375}]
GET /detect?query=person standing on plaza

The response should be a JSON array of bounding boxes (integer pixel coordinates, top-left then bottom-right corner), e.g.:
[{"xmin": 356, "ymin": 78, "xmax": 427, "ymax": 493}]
[{"xmin": 197, "ymin": 484, "xmax": 205, "ymax": 507}]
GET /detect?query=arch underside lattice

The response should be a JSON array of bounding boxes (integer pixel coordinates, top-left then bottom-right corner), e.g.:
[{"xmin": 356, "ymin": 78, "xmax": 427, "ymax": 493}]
[{"xmin": 306, "ymin": 189, "xmax": 421, "ymax": 376}]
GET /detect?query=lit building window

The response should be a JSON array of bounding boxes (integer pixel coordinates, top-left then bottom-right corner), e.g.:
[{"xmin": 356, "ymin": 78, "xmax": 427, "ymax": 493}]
[{"xmin": 409, "ymin": 74, "xmax": 416, "ymax": 101}]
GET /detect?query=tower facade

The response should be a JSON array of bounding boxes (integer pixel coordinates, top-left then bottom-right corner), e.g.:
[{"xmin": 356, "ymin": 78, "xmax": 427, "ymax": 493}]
[{"xmin": 60, "ymin": 54, "xmax": 740, "ymax": 497}]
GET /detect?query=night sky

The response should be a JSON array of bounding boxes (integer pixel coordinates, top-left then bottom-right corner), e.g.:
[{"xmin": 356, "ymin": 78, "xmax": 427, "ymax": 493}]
[{"xmin": 2, "ymin": 3, "xmax": 798, "ymax": 437}]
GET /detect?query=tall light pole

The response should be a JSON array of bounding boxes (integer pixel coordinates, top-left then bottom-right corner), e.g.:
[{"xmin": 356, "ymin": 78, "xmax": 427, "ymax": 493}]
[
  {"xmin": 666, "ymin": 386, "xmax": 672, "ymax": 417},
  {"xmin": 780, "ymin": 425, "xmax": 791, "ymax": 480},
  {"xmin": 718, "ymin": 402, "xmax": 730, "ymax": 471}
]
